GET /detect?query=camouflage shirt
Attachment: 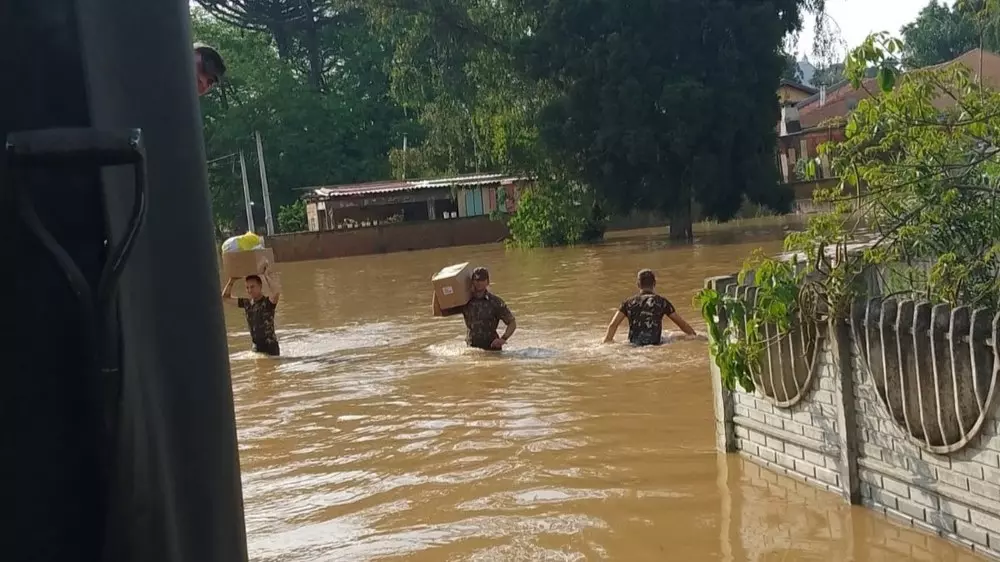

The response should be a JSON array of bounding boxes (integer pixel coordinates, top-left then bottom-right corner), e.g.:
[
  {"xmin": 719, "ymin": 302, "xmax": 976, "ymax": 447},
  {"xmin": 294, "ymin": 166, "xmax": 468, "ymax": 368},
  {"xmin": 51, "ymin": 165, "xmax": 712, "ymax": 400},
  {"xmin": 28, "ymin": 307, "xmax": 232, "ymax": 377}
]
[
  {"xmin": 619, "ymin": 292, "xmax": 675, "ymax": 346},
  {"xmin": 237, "ymin": 296, "xmax": 280, "ymax": 355},
  {"xmin": 461, "ymin": 292, "xmax": 514, "ymax": 349}
]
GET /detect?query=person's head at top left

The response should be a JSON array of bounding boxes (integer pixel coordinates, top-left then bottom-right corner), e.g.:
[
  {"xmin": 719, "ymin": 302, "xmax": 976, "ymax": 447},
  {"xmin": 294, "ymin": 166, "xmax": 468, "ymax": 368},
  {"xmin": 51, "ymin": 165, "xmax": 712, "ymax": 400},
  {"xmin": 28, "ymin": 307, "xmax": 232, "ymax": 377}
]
[
  {"xmin": 245, "ymin": 275, "xmax": 264, "ymax": 300},
  {"xmin": 194, "ymin": 43, "xmax": 226, "ymax": 96}
]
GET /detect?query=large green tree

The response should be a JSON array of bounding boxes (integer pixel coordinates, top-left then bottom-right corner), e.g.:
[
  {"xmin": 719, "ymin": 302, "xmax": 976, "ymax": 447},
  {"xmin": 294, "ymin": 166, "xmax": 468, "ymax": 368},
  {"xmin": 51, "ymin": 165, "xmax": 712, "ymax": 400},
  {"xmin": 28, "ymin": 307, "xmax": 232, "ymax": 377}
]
[
  {"xmin": 365, "ymin": 0, "xmax": 547, "ymax": 177},
  {"xmin": 900, "ymin": 0, "xmax": 1000, "ymax": 69},
  {"xmin": 523, "ymin": 0, "xmax": 821, "ymax": 239},
  {"xmin": 369, "ymin": 0, "xmax": 824, "ymax": 241},
  {"xmin": 194, "ymin": 0, "xmax": 356, "ymax": 91},
  {"xmin": 195, "ymin": 0, "xmax": 827, "ymax": 242},
  {"xmin": 901, "ymin": 1, "xmax": 980, "ymax": 68}
]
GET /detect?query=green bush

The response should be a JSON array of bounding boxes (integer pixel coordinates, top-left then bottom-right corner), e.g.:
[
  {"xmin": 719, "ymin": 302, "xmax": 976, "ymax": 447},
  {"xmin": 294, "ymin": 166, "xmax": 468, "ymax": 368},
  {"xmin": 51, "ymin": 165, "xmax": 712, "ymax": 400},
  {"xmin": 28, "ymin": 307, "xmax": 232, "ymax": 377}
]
[
  {"xmin": 505, "ymin": 180, "xmax": 605, "ymax": 248},
  {"xmin": 277, "ymin": 199, "xmax": 308, "ymax": 233}
]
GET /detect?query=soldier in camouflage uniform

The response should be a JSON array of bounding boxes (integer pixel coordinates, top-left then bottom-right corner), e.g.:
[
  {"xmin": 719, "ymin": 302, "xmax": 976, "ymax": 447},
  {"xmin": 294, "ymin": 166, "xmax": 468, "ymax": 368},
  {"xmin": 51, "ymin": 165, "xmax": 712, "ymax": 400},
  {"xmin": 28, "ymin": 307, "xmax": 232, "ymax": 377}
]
[
  {"xmin": 223, "ymin": 266, "xmax": 282, "ymax": 356},
  {"xmin": 437, "ymin": 266, "xmax": 517, "ymax": 350},
  {"xmin": 603, "ymin": 269, "xmax": 696, "ymax": 346}
]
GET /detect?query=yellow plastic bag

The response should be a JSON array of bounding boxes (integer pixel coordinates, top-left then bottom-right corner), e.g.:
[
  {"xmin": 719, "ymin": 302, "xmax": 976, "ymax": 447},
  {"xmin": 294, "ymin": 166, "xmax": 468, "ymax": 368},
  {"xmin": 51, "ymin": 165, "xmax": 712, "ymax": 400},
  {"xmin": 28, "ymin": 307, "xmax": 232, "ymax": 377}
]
[{"xmin": 221, "ymin": 231, "xmax": 265, "ymax": 253}]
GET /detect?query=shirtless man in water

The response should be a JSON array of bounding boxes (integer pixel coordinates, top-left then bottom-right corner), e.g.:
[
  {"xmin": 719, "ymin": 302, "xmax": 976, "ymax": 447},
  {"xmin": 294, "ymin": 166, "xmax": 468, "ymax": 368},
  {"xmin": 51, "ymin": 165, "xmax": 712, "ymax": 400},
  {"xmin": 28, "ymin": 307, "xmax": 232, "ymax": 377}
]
[{"xmin": 603, "ymin": 269, "xmax": 697, "ymax": 345}]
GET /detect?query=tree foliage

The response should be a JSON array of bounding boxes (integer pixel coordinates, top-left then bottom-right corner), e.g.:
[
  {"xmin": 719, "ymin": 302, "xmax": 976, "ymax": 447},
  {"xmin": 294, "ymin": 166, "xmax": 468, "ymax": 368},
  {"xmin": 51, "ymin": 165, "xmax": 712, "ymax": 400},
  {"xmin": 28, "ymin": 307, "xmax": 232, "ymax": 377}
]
[
  {"xmin": 902, "ymin": 1, "xmax": 981, "ymax": 68},
  {"xmin": 696, "ymin": 250, "xmax": 804, "ymax": 391},
  {"xmin": 192, "ymin": 8, "xmax": 409, "ymax": 236},
  {"xmin": 277, "ymin": 199, "xmax": 309, "ymax": 233},
  {"xmin": 901, "ymin": 0, "xmax": 1000, "ymax": 69},
  {"xmin": 524, "ymin": 0, "xmax": 816, "ymax": 240},
  {"xmin": 504, "ymin": 179, "xmax": 605, "ymax": 248},
  {"xmin": 194, "ymin": 0, "xmax": 360, "ymax": 91},
  {"xmin": 811, "ymin": 63, "xmax": 845, "ymax": 87},
  {"xmin": 366, "ymin": 0, "xmax": 547, "ymax": 178},
  {"xmin": 699, "ymin": 27, "xmax": 1000, "ymax": 390},
  {"xmin": 194, "ymin": 0, "xmax": 828, "ymax": 244},
  {"xmin": 782, "ymin": 51, "xmax": 805, "ymax": 82},
  {"xmin": 823, "ymin": 31, "xmax": 1000, "ymax": 308}
]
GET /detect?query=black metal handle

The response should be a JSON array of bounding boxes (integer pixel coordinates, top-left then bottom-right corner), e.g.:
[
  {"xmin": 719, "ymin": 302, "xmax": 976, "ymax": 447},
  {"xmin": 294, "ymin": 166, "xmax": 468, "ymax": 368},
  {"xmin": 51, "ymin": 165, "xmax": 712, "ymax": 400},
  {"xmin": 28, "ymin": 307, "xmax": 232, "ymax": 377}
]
[{"xmin": 6, "ymin": 127, "xmax": 144, "ymax": 168}]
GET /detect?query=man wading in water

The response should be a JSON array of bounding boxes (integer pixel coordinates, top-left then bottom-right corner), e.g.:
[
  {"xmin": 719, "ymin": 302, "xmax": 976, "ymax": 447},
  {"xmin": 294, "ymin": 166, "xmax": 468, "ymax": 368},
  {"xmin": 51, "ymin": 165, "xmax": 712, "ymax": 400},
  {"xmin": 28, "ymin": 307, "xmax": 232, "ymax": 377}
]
[
  {"xmin": 603, "ymin": 269, "xmax": 697, "ymax": 345},
  {"xmin": 437, "ymin": 267, "xmax": 517, "ymax": 350},
  {"xmin": 223, "ymin": 266, "xmax": 282, "ymax": 356}
]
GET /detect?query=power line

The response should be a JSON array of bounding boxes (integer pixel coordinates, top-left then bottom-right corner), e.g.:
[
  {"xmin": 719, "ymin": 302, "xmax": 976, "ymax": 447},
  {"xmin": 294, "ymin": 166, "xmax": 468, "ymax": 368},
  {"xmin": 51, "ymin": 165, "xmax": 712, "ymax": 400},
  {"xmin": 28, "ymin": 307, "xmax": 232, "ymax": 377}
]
[{"xmin": 206, "ymin": 152, "xmax": 237, "ymax": 165}]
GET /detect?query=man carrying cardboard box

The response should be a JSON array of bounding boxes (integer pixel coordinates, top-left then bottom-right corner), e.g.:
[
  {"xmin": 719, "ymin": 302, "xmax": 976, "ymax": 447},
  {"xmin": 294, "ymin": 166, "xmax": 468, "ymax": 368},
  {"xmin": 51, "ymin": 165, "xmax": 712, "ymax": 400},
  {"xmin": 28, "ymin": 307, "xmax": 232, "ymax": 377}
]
[
  {"xmin": 222, "ymin": 264, "xmax": 282, "ymax": 356},
  {"xmin": 435, "ymin": 266, "xmax": 517, "ymax": 350}
]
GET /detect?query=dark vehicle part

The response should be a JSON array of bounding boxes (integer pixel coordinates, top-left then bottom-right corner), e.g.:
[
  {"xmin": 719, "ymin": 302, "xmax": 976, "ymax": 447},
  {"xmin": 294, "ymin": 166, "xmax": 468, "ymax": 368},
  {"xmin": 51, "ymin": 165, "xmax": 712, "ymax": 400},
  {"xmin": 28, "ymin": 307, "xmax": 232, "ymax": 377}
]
[{"xmin": 1, "ymin": 1, "xmax": 248, "ymax": 561}]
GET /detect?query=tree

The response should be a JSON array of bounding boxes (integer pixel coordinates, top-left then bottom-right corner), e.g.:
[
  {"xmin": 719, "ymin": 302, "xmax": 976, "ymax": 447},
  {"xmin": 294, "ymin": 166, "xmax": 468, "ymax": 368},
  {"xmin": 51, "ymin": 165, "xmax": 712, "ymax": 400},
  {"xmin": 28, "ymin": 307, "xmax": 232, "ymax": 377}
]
[
  {"xmin": 901, "ymin": 1, "xmax": 979, "ymax": 68},
  {"xmin": 523, "ymin": 0, "xmax": 819, "ymax": 240},
  {"xmin": 277, "ymin": 200, "xmax": 309, "ymax": 232},
  {"xmin": 899, "ymin": 0, "xmax": 1000, "ymax": 69},
  {"xmin": 367, "ymin": 0, "xmax": 827, "ymax": 243},
  {"xmin": 811, "ymin": 62, "xmax": 845, "ymax": 87},
  {"xmin": 505, "ymin": 178, "xmax": 605, "ymax": 248},
  {"xmin": 192, "ymin": 9, "xmax": 410, "ymax": 236},
  {"xmin": 782, "ymin": 51, "xmax": 804, "ymax": 82},
  {"xmin": 782, "ymin": 31, "xmax": 1000, "ymax": 310},
  {"xmin": 195, "ymin": 0, "xmax": 362, "ymax": 91},
  {"xmin": 366, "ymin": 0, "xmax": 547, "ymax": 177},
  {"xmin": 697, "ymin": 27, "xmax": 1000, "ymax": 392}
]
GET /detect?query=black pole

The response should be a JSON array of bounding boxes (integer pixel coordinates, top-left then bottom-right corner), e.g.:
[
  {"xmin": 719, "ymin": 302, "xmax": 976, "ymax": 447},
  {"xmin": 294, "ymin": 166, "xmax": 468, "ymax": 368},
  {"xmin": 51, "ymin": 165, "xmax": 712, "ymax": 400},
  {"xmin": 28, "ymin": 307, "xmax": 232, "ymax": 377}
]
[{"xmin": 1, "ymin": 1, "xmax": 247, "ymax": 561}]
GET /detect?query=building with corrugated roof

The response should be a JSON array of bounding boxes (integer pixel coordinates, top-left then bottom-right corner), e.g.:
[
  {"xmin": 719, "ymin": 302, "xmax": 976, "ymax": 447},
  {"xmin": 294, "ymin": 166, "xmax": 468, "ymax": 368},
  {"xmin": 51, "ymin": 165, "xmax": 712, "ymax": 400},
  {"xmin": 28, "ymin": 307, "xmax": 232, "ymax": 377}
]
[{"xmin": 299, "ymin": 173, "xmax": 531, "ymax": 232}]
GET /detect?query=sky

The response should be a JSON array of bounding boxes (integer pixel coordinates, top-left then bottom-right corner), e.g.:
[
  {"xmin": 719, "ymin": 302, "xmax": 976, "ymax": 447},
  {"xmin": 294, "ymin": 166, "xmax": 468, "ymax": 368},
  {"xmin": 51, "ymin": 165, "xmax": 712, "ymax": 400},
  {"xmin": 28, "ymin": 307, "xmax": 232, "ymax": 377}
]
[{"xmin": 794, "ymin": 0, "xmax": 955, "ymax": 61}]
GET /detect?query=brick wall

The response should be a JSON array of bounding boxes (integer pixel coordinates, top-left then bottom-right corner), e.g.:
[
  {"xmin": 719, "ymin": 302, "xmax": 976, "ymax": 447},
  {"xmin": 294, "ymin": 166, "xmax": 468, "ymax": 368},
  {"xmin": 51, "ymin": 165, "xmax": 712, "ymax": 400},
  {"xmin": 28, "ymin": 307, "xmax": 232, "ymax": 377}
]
[
  {"xmin": 854, "ymin": 346, "xmax": 1000, "ymax": 558},
  {"xmin": 731, "ymin": 342, "xmax": 844, "ymax": 495},
  {"xmin": 268, "ymin": 216, "xmax": 509, "ymax": 262},
  {"xmin": 707, "ymin": 274, "xmax": 1000, "ymax": 560}
]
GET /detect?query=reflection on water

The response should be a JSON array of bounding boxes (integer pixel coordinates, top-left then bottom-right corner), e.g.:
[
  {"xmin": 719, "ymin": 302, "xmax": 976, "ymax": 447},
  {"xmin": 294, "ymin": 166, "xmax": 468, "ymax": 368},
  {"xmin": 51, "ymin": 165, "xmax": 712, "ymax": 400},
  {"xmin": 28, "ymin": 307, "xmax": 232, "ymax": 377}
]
[{"xmin": 225, "ymin": 225, "xmax": 985, "ymax": 561}]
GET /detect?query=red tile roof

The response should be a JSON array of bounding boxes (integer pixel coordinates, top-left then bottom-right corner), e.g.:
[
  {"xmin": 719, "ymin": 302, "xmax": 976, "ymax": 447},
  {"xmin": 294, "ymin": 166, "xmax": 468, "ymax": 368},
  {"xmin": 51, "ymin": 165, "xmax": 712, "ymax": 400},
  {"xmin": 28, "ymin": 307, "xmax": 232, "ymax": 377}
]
[{"xmin": 795, "ymin": 49, "xmax": 1000, "ymax": 130}]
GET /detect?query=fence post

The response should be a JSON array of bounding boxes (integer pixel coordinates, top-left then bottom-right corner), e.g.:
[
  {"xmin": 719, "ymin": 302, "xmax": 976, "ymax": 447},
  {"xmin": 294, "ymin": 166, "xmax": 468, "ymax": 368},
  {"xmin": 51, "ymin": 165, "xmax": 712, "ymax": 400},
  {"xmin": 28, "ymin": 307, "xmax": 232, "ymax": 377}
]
[
  {"xmin": 706, "ymin": 275, "xmax": 738, "ymax": 453},
  {"xmin": 833, "ymin": 311, "xmax": 862, "ymax": 504}
]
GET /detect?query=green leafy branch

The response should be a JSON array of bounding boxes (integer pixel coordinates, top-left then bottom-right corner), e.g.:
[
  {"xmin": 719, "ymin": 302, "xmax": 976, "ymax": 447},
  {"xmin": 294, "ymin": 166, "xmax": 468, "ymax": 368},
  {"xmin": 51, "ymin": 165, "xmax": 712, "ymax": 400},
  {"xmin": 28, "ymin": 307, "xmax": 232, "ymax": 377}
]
[{"xmin": 694, "ymin": 250, "xmax": 806, "ymax": 392}]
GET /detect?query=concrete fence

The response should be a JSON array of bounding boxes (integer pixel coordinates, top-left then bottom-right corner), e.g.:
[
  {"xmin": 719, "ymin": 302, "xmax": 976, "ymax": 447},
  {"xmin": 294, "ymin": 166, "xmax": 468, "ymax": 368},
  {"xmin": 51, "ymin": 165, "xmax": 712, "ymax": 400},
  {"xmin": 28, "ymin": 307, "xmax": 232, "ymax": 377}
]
[{"xmin": 707, "ymin": 274, "xmax": 1000, "ymax": 560}]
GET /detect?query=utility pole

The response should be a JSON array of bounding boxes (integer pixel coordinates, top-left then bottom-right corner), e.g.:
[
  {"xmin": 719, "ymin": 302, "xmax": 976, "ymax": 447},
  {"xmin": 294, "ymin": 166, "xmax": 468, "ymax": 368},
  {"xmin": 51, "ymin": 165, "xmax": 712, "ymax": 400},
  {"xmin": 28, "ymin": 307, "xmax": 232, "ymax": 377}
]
[
  {"xmin": 402, "ymin": 134, "xmax": 408, "ymax": 180},
  {"xmin": 255, "ymin": 131, "xmax": 275, "ymax": 235},
  {"xmin": 239, "ymin": 149, "xmax": 255, "ymax": 232}
]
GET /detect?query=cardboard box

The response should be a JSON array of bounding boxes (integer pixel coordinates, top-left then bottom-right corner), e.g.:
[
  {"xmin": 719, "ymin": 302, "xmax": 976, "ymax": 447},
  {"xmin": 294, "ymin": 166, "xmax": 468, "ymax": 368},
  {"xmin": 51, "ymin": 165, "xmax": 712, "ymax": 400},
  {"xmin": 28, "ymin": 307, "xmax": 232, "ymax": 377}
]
[
  {"xmin": 222, "ymin": 248, "xmax": 274, "ymax": 279},
  {"xmin": 432, "ymin": 262, "xmax": 472, "ymax": 311}
]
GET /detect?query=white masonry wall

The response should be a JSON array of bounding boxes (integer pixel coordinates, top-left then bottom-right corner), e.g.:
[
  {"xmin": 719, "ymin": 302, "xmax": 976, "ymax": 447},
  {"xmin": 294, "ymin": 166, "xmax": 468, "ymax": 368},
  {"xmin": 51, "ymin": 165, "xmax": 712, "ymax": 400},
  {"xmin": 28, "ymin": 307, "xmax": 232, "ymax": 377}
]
[{"xmin": 706, "ymin": 274, "xmax": 1000, "ymax": 560}]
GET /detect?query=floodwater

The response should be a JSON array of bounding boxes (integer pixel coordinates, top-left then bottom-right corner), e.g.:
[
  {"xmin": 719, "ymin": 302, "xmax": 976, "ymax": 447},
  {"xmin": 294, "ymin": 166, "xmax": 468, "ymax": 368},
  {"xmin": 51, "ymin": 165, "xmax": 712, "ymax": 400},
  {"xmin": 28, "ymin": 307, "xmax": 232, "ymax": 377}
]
[{"xmin": 225, "ymin": 223, "xmax": 987, "ymax": 562}]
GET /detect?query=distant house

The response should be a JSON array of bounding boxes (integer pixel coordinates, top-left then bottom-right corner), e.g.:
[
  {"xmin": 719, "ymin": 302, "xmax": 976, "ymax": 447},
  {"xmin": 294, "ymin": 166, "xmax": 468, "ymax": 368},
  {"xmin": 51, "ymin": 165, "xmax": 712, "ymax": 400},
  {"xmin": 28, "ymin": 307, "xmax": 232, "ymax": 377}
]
[
  {"xmin": 776, "ymin": 48, "xmax": 1000, "ymax": 185},
  {"xmin": 777, "ymin": 79, "xmax": 818, "ymax": 106},
  {"xmin": 300, "ymin": 173, "xmax": 530, "ymax": 232}
]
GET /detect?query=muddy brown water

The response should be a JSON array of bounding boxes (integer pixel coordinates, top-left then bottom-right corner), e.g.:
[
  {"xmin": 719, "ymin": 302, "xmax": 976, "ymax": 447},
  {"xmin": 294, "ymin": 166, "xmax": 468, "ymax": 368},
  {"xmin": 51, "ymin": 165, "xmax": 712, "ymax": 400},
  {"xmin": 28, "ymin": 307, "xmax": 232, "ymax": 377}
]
[{"xmin": 225, "ymin": 225, "xmax": 987, "ymax": 561}]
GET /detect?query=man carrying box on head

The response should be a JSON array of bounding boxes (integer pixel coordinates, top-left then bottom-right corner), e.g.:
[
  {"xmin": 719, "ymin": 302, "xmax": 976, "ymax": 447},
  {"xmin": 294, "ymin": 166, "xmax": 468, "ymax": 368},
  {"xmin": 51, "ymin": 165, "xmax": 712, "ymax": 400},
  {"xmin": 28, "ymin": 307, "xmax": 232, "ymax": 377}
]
[
  {"xmin": 434, "ymin": 266, "xmax": 517, "ymax": 351},
  {"xmin": 223, "ymin": 263, "xmax": 281, "ymax": 356}
]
